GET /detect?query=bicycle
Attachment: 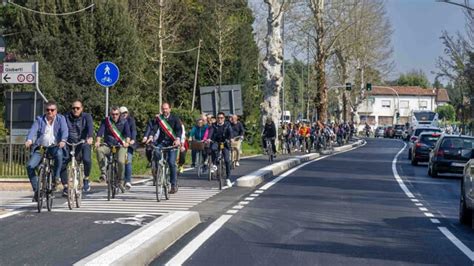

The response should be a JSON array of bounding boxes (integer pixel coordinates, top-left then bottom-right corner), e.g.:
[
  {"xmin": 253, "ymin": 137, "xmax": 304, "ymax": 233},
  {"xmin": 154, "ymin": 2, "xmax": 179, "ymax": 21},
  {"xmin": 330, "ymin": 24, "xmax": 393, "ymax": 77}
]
[
  {"xmin": 265, "ymin": 138, "xmax": 274, "ymax": 162},
  {"xmin": 66, "ymin": 140, "xmax": 85, "ymax": 209},
  {"xmin": 190, "ymin": 140, "xmax": 205, "ymax": 178},
  {"xmin": 102, "ymin": 144, "xmax": 123, "ymax": 201},
  {"xmin": 35, "ymin": 145, "xmax": 57, "ymax": 213},
  {"xmin": 210, "ymin": 141, "xmax": 228, "ymax": 190},
  {"xmin": 150, "ymin": 144, "xmax": 177, "ymax": 202}
]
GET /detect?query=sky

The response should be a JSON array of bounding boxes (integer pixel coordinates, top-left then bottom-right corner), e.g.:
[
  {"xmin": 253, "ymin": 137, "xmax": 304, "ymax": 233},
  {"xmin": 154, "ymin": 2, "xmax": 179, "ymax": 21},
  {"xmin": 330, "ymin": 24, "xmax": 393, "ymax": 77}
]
[{"xmin": 386, "ymin": 0, "xmax": 467, "ymax": 83}]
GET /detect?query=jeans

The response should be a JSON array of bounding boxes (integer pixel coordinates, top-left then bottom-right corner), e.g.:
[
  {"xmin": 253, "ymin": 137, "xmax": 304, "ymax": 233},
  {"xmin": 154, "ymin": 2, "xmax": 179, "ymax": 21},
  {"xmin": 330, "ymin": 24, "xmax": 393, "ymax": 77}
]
[
  {"xmin": 96, "ymin": 146, "xmax": 127, "ymax": 181},
  {"xmin": 153, "ymin": 145, "xmax": 178, "ymax": 187},
  {"xmin": 124, "ymin": 149, "xmax": 133, "ymax": 183},
  {"xmin": 211, "ymin": 143, "xmax": 231, "ymax": 179},
  {"xmin": 26, "ymin": 146, "xmax": 63, "ymax": 192},
  {"xmin": 60, "ymin": 143, "xmax": 92, "ymax": 185}
]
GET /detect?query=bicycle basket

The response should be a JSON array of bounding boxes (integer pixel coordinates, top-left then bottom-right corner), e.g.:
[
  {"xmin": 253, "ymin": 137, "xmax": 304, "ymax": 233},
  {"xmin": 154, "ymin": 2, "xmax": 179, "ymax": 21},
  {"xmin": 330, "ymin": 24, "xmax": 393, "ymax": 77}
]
[
  {"xmin": 231, "ymin": 140, "xmax": 240, "ymax": 148},
  {"xmin": 190, "ymin": 141, "xmax": 205, "ymax": 151}
]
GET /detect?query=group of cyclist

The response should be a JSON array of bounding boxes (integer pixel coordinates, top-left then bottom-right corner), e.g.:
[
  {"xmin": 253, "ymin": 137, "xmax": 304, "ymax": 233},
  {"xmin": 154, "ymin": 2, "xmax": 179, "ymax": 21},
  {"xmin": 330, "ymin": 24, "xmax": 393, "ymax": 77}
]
[
  {"xmin": 279, "ymin": 120, "xmax": 355, "ymax": 153},
  {"xmin": 25, "ymin": 100, "xmax": 246, "ymax": 202}
]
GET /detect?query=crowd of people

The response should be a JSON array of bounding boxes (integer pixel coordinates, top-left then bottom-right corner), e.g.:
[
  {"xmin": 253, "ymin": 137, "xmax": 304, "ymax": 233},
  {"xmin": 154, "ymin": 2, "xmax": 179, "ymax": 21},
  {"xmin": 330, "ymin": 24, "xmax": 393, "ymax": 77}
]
[{"xmin": 24, "ymin": 100, "xmax": 246, "ymax": 202}]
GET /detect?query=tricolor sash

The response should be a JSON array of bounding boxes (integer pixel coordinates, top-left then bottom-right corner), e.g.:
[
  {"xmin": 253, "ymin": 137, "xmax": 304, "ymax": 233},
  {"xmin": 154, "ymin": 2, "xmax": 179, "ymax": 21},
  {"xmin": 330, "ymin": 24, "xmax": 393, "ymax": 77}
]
[
  {"xmin": 156, "ymin": 115, "xmax": 177, "ymax": 141},
  {"xmin": 105, "ymin": 117, "xmax": 126, "ymax": 145}
]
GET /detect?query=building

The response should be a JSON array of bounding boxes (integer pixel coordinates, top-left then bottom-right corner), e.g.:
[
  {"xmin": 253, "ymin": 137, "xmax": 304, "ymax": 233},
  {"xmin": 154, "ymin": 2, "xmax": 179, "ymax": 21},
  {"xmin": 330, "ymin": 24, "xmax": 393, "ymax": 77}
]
[{"xmin": 356, "ymin": 86, "xmax": 450, "ymax": 126}]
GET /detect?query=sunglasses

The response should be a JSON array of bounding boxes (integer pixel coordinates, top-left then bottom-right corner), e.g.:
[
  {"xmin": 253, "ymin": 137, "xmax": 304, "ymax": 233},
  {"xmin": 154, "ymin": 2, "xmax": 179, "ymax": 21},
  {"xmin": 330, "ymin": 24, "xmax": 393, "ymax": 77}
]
[
  {"xmin": 46, "ymin": 109, "xmax": 56, "ymax": 112},
  {"xmin": 72, "ymin": 107, "xmax": 81, "ymax": 110},
  {"xmin": 111, "ymin": 113, "xmax": 120, "ymax": 116}
]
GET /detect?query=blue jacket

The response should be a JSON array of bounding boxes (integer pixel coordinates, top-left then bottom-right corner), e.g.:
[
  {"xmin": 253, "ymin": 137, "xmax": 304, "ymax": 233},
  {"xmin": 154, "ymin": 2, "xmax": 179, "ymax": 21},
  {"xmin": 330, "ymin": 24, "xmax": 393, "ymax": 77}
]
[
  {"xmin": 26, "ymin": 114, "xmax": 69, "ymax": 147},
  {"xmin": 64, "ymin": 111, "xmax": 94, "ymax": 143}
]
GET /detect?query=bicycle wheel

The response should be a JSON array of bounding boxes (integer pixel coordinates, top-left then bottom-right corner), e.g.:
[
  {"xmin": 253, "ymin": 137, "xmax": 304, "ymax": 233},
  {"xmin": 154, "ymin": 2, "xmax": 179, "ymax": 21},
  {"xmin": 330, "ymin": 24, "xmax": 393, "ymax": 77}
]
[
  {"xmin": 37, "ymin": 166, "xmax": 45, "ymax": 213},
  {"xmin": 107, "ymin": 164, "xmax": 113, "ymax": 201},
  {"xmin": 207, "ymin": 156, "xmax": 212, "ymax": 181},
  {"xmin": 156, "ymin": 164, "xmax": 163, "ymax": 202},
  {"xmin": 164, "ymin": 166, "xmax": 170, "ymax": 200},
  {"xmin": 75, "ymin": 167, "xmax": 83, "ymax": 208},
  {"xmin": 67, "ymin": 165, "xmax": 75, "ymax": 210},
  {"xmin": 111, "ymin": 166, "xmax": 117, "ymax": 199},
  {"xmin": 218, "ymin": 159, "xmax": 224, "ymax": 190},
  {"xmin": 46, "ymin": 171, "xmax": 53, "ymax": 212},
  {"xmin": 197, "ymin": 152, "xmax": 202, "ymax": 178}
]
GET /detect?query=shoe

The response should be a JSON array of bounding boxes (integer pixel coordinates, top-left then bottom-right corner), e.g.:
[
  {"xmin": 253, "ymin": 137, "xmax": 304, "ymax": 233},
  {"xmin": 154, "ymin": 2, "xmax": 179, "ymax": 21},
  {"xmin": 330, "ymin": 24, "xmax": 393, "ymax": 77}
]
[
  {"xmin": 83, "ymin": 179, "xmax": 91, "ymax": 192},
  {"xmin": 125, "ymin": 182, "xmax": 132, "ymax": 190},
  {"xmin": 99, "ymin": 174, "xmax": 106, "ymax": 183},
  {"xmin": 169, "ymin": 186, "xmax": 177, "ymax": 194},
  {"xmin": 118, "ymin": 183, "xmax": 126, "ymax": 193},
  {"xmin": 32, "ymin": 191, "xmax": 38, "ymax": 202},
  {"xmin": 178, "ymin": 166, "xmax": 184, "ymax": 174},
  {"xmin": 62, "ymin": 187, "xmax": 68, "ymax": 197},
  {"xmin": 226, "ymin": 179, "xmax": 233, "ymax": 188},
  {"xmin": 210, "ymin": 165, "xmax": 217, "ymax": 173},
  {"xmin": 236, "ymin": 162, "xmax": 240, "ymax": 167}
]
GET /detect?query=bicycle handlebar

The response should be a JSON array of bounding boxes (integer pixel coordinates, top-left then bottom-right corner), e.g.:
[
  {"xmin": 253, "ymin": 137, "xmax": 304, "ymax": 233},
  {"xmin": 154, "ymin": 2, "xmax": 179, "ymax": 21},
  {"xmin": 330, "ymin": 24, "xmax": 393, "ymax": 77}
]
[{"xmin": 66, "ymin": 140, "xmax": 86, "ymax": 147}]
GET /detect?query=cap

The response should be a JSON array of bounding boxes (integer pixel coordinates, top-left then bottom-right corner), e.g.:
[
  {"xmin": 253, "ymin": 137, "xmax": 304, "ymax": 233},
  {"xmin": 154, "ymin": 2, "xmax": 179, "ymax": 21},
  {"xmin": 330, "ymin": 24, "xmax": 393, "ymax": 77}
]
[{"xmin": 119, "ymin": 106, "xmax": 128, "ymax": 113}]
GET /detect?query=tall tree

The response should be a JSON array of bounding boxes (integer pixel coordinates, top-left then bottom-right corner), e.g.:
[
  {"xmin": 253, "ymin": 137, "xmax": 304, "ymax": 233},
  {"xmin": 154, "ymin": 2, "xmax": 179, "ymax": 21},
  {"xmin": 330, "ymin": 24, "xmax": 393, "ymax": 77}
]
[{"xmin": 396, "ymin": 69, "xmax": 430, "ymax": 88}]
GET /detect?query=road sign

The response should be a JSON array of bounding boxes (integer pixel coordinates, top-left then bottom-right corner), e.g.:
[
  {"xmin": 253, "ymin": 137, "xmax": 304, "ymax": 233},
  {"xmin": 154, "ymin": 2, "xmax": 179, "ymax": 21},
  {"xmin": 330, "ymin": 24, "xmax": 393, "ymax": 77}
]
[
  {"xmin": 95, "ymin": 61, "xmax": 120, "ymax": 87},
  {"xmin": 1, "ymin": 62, "xmax": 37, "ymax": 84}
]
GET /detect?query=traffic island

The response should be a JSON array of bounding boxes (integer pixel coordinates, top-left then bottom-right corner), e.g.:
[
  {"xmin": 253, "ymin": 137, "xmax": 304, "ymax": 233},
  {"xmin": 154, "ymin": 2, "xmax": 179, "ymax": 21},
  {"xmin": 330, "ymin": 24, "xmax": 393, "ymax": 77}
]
[{"xmin": 236, "ymin": 139, "xmax": 365, "ymax": 188}]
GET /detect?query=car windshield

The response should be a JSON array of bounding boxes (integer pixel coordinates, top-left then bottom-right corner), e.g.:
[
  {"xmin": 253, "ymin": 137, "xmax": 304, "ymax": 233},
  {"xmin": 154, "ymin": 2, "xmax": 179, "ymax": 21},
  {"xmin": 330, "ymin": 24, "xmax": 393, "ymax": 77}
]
[
  {"xmin": 419, "ymin": 135, "xmax": 440, "ymax": 146},
  {"xmin": 414, "ymin": 112, "xmax": 435, "ymax": 121},
  {"xmin": 440, "ymin": 137, "xmax": 474, "ymax": 149},
  {"xmin": 414, "ymin": 128, "xmax": 441, "ymax": 136}
]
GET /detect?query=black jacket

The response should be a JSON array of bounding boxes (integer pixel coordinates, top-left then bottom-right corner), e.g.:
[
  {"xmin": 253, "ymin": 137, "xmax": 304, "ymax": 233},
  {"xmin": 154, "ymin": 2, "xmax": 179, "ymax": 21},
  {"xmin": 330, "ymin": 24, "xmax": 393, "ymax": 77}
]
[
  {"xmin": 149, "ymin": 114, "xmax": 183, "ymax": 145},
  {"xmin": 230, "ymin": 121, "xmax": 245, "ymax": 138},
  {"xmin": 210, "ymin": 122, "xmax": 232, "ymax": 143},
  {"xmin": 263, "ymin": 122, "xmax": 276, "ymax": 138}
]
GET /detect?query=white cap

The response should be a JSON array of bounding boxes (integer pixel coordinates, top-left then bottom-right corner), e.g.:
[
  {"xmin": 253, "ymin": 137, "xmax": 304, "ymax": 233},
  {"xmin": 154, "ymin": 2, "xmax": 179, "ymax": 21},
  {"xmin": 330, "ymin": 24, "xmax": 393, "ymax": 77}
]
[{"xmin": 119, "ymin": 106, "xmax": 128, "ymax": 113}]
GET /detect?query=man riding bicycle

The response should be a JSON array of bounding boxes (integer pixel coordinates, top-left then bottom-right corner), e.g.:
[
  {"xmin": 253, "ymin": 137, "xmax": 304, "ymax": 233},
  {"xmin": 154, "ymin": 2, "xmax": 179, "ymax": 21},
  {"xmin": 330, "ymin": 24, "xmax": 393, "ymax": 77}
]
[
  {"xmin": 229, "ymin": 114, "xmax": 244, "ymax": 167},
  {"xmin": 95, "ymin": 106, "xmax": 130, "ymax": 192},
  {"xmin": 262, "ymin": 117, "xmax": 276, "ymax": 155},
  {"xmin": 60, "ymin": 100, "xmax": 94, "ymax": 194},
  {"xmin": 144, "ymin": 103, "xmax": 182, "ymax": 194},
  {"xmin": 25, "ymin": 101, "xmax": 68, "ymax": 202},
  {"xmin": 208, "ymin": 112, "xmax": 233, "ymax": 187}
]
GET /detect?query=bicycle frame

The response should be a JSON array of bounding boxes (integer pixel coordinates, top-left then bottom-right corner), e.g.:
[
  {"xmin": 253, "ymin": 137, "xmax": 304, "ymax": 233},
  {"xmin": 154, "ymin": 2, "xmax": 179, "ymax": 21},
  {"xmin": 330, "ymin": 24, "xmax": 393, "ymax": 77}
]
[
  {"xmin": 150, "ymin": 144, "xmax": 176, "ymax": 201},
  {"xmin": 36, "ymin": 145, "xmax": 56, "ymax": 213},
  {"xmin": 66, "ymin": 140, "xmax": 85, "ymax": 209}
]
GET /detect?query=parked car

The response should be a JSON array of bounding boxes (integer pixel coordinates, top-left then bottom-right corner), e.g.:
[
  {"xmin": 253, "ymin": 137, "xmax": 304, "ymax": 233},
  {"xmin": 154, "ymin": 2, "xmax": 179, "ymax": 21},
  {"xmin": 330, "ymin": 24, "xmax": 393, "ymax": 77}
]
[
  {"xmin": 460, "ymin": 152, "xmax": 474, "ymax": 226},
  {"xmin": 375, "ymin": 126, "xmax": 385, "ymax": 138},
  {"xmin": 384, "ymin": 126, "xmax": 395, "ymax": 138},
  {"xmin": 394, "ymin": 124, "xmax": 405, "ymax": 139},
  {"xmin": 411, "ymin": 132, "xmax": 441, "ymax": 165},
  {"xmin": 428, "ymin": 135, "xmax": 474, "ymax": 177},
  {"xmin": 407, "ymin": 126, "xmax": 442, "ymax": 160}
]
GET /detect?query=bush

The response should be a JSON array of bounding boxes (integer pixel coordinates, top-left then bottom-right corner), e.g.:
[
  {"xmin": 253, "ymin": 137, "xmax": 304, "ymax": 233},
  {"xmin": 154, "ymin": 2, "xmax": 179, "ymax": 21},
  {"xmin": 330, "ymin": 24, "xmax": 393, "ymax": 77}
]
[{"xmin": 436, "ymin": 104, "xmax": 456, "ymax": 121}]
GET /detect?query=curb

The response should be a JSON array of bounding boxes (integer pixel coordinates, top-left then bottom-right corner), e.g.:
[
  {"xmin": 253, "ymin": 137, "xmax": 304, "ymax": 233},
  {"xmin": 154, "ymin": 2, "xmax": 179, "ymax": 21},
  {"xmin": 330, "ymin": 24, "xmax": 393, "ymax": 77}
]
[
  {"xmin": 75, "ymin": 211, "xmax": 201, "ymax": 266},
  {"xmin": 236, "ymin": 139, "xmax": 365, "ymax": 188}
]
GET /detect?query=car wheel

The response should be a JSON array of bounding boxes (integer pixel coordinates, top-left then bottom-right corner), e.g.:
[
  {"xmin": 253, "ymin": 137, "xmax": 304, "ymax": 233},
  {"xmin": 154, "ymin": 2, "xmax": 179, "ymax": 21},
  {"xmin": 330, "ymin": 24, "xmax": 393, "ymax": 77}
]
[
  {"xmin": 411, "ymin": 157, "xmax": 418, "ymax": 166},
  {"xmin": 459, "ymin": 189, "xmax": 473, "ymax": 226}
]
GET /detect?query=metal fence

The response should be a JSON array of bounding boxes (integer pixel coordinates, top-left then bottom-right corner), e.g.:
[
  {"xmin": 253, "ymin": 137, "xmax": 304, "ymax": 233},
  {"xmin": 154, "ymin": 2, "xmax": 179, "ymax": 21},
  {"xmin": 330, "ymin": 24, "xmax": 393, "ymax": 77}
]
[{"xmin": 0, "ymin": 143, "xmax": 29, "ymax": 177}]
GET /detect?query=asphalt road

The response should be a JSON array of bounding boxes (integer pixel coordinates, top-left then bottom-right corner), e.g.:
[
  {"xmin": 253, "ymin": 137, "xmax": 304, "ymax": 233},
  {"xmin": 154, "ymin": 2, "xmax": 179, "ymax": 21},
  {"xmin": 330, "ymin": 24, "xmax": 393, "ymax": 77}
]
[{"xmin": 154, "ymin": 138, "xmax": 474, "ymax": 266}]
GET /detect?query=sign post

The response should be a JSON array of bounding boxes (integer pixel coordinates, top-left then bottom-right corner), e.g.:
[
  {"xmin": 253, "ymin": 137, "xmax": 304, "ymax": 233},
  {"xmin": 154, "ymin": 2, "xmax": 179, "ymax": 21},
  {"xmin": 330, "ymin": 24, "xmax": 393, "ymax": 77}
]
[{"xmin": 94, "ymin": 61, "xmax": 120, "ymax": 117}]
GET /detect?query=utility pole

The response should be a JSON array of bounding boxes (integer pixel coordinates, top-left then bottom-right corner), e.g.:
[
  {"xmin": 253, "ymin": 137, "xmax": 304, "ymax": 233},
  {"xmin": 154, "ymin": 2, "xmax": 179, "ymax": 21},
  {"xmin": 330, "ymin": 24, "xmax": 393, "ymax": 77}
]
[{"xmin": 191, "ymin": 39, "xmax": 202, "ymax": 111}]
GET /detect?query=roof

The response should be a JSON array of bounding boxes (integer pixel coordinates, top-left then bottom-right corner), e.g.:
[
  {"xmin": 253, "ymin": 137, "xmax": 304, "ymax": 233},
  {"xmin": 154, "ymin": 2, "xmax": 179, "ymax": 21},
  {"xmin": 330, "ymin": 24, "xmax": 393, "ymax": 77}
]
[
  {"xmin": 436, "ymin": 88, "xmax": 449, "ymax": 102},
  {"xmin": 371, "ymin": 86, "xmax": 437, "ymax": 96}
]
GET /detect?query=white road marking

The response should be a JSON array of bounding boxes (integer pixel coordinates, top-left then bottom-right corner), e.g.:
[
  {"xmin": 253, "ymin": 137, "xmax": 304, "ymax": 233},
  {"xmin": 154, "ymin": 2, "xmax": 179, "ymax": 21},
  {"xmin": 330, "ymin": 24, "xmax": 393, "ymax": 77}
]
[
  {"xmin": 255, "ymin": 190, "xmax": 264, "ymax": 193},
  {"xmin": 391, "ymin": 143, "xmax": 415, "ymax": 198},
  {"xmin": 226, "ymin": 210, "xmax": 238, "ymax": 214},
  {"xmin": 419, "ymin": 207, "xmax": 428, "ymax": 212},
  {"xmin": 232, "ymin": 205, "xmax": 244, "ymax": 209},
  {"xmin": 0, "ymin": 210, "xmax": 24, "ymax": 219},
  {"xmin": 424, "ymin": 212, "xmax": 434, "ymax": 218},
  {"xmin": 415, "ymin": 203, "xmax": 423, "ymax": 206},
  {"xmin": 411, "ymin": 199, "xmax": 419, "ymax": 202},
  {"xmin": 244, "ymin": 197, "xmax": 255, "ymax": 201},
  {"xmin": 430, "ymin": 219, "xmax": 441, "ymax": 224},
  {"xmin": 439, "ymin": 227, "xmax": 474, "ymax": 261},
  {"xmin": 165, "ymin": 215, "xmax": 232, "ymax": 266},
  {"xmin": 250, "ymin": 194, "xmax": 259, "ymax": 197},
  {"xmin": 239, "ymin": 201, "xmax": 249, "ymax": 205}
]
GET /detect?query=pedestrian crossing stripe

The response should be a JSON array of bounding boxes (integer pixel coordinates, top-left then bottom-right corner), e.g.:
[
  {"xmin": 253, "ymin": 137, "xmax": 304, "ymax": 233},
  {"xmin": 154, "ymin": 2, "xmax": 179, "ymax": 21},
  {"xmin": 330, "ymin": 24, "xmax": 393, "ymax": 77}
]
[
  {"xmin": 0, "ymin": 198, "xmax": 35, "ymax": 211},
  {"xmin": 53, "ymin": 186, "xmax": 221, "ymax": 215}
]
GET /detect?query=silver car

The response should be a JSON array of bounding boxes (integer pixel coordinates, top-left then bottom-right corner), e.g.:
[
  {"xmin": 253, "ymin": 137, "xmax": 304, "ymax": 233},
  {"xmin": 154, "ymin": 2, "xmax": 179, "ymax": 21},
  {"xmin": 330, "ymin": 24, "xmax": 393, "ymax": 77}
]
[
  {"xmin": 460, "ymin": 152, "xmax": 474, "ymax": 226},
  {"xmin": 375, "ymin": 126, "xmax": 385, "ymax": 138}
]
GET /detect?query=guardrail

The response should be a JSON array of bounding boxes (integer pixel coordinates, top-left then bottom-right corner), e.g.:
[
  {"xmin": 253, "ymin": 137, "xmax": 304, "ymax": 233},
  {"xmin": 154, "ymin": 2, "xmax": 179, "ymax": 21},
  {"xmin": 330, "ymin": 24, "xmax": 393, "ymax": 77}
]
[{"xmin": 0, "ymin": 143, "xmax": 29, "ymax": 177}]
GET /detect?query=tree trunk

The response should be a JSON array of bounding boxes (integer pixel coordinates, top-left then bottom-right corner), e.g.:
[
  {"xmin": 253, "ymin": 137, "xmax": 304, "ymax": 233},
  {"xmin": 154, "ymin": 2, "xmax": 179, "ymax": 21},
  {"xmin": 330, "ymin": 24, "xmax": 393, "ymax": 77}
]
[
  {"xmin": 262, "ymin": 0, "xmax": 284, "ymax": 134},
  {"xmin": 312, "ymin": 0, "xmax": 327, "ymax": 123}
]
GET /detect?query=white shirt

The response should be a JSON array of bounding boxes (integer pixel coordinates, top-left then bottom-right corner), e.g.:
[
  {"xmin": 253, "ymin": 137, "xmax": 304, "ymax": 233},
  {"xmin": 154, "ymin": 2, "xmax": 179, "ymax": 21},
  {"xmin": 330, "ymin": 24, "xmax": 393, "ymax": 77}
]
[{"xmin": 38, "ymin": 120, "xmax": 56, "ymax": 147}]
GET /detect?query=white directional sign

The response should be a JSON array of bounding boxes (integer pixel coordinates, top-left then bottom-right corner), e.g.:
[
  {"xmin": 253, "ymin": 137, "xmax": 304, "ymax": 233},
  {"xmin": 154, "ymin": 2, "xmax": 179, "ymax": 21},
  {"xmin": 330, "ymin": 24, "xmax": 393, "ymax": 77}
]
[{"xmin": 1, "ymin": 62, "xmax": 37, "ymax": 84}]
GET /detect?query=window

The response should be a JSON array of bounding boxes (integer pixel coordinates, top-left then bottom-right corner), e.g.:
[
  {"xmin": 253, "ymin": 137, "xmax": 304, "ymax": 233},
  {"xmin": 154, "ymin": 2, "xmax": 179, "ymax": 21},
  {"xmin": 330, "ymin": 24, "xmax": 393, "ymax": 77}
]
[
  {"xmin": 419, "ymin": 101, "xmax": 428, "ymax": 109},
  {"xmin": 381, "ymin": 100, "xmax": 391, "ymax": 108},
  {"xmin": 400, "ymin": 100, "xmax": 409, "ymax": 109}
]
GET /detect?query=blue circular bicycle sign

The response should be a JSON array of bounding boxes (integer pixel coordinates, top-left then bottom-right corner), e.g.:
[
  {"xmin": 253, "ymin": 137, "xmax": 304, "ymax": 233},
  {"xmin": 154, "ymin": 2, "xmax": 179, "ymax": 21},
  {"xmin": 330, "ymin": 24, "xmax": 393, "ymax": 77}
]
[{"xmin": 95, "ymin": 61, "xmax": 120, "ymax": 87}]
